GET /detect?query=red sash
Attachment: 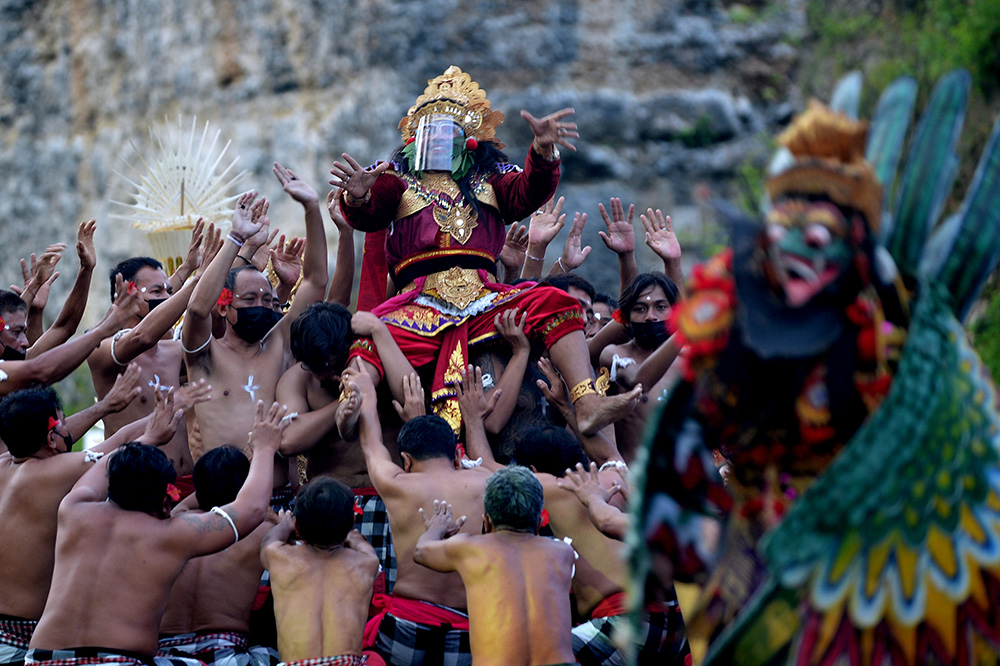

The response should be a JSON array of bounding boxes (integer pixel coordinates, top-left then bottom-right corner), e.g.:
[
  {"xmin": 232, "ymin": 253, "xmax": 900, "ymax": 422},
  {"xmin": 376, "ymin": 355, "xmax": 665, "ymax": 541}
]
[{"xmin": 362, "ymin": 594, "xmax": 469, "ymax": 648}]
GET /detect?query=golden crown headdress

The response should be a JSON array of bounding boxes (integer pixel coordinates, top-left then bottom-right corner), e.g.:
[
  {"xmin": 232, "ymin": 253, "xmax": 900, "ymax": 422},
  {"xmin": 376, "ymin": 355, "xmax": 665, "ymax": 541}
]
[
  {"xmin": 767, "ymin": 101, "xmax": 882, "ymax": 231},
  {"xmin": 398, "ymin": 66, "xmax": 506, "ymax": 149}
]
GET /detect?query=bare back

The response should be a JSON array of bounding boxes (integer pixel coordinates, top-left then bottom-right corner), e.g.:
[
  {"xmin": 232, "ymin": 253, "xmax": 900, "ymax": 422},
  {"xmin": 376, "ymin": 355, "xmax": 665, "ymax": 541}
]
[
  {"xmin": 0, "ymin": 455, "xmax": 93, "ymax": 620},
  {"xmin": 537, "ymin": 473, "xmax": 628, "ymax": 617},
  {"xmin": 159, "ymin": 520, "xmax": 271, "ymax": 636},
  {"xmin": 453, "ymin": 532, "xmax": 576, "ymax": 666},
  {"xmin": 264, "ymin": 540, "xmax": 378, "ymax": 661},
  {"xmin": 381, "ymin": 467, "xmax": 491, "ymax": 609},
  {"xmin": 30, "ymin": 501, "xmax": 235, "ymax": 655}
]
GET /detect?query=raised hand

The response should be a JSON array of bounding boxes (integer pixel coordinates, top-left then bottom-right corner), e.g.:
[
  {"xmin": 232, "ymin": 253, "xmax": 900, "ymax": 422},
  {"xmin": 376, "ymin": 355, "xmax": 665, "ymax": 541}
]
[
  {"xmin": 597, "ymin": 198, "xmax": 636, "ymax": 256},
  {"xmin": 232, "ymin": 190, "xmax": 264, "ymax": 240},
  {"xmin": 641, "ymin": 208, "xmax": 681, "ymax": 262},
  {"xmin": 329, "ymin": 153, "xmax": 392, "ymax": 200},
  {"xmin": 560, "ymin": 212, "xmax": 592, "ymax": 271},
  {"xmin": 76, "ymin": 219, "xmax": 98, "ymax": 271},
  {"xmin": 142, "ymin": 385, "xmax": 185, "ymax": 446},
  {"xmin": 250, "ymin": 400, "xmax": 291, "ymax": 454},
  {"xmin": 456, "ymin": 364, "xmax": 501, "ymax": 421},
  {"xmin": 521, "ymin": 107, "xmax": 578, "ymax": 153},
  {"xmin": 326, "ymin": 188, "xmax": 352, "ymax": 234},
  {"xmin": 392, "ymin": 372, "xmax": 426, "ymax": 423},
  {"xmin": 177, "ymin": 218, "xmax": 205, "ymax": 274},
  {"xmin": 273, "ymin": 162, "xmax": 319, "ymax": 206},
  {"xmin": 199, "ymin": 223, "xmax": 224, "ymax": 271},
  {"xmin": 558, "ymin": 461, "xmax": 622, "ymax": 507},
  {"xmin": 419, "ymin": 499, "xmax": 468, "ymax": 537},
  {"xmin": 174, "ymin": 377, "xmax": 213, "ymax": 413},
  {"xmin": 269, "ymin": 235, "xmax": 305, "ymax": 287},
  {"xmin": 102, "ymin": 362, "xmax": 143, "ymax": 413},
  {"xmin": 499, "ymin": 224, "xmax": 528, "ymax": 276},
  {"xmin": 106, "ymin": 274, "xmax": 142, "ymax": 330},
  {"xmin": 528, "ymin": 196, "xmax": 567, "ymax": 248},
  {"xmin": 494, "ymin": 308, "xmax": 529, "ymax": 355}
]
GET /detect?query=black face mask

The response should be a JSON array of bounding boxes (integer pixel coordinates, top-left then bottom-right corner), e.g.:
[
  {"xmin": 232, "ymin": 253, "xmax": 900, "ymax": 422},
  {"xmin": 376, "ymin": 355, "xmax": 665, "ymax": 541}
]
[
  {"xmin": 231, "ymin": 306, "xmax": 282, "ymax": 343},
  {"xmin": 1, "ymin": 344, "xmax": 26, "ymax": 361},
  {"xmin": 146, "ymin": 297, "xmax": 168, "ymax": 312},
  {"xmin": 57, "ymin": 430, "xmax": 75, "ymax": 453},
  {"xmin": 631, "ymin": 320, "xmax": 670, "ymax": 350}
]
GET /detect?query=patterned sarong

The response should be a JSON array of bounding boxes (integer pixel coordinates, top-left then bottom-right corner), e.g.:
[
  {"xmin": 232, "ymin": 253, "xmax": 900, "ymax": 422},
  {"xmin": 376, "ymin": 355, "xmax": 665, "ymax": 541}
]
[
  {"xmin": 363, "ymin": 596, "xmax": 470, "ymax": 666},
  {"xmin": 353, "ymin": 489, "xmax": 395, "ymax": 593},
  {"xmin": 24, "ymin": 646, "xmax": 204, "ymax": 666},
  {"xmin": 275, "ymin": 656, "xmax": 364, "ymax": 666},
  {"xmin": 571, "ymin": 592, "xmax": 690, "ymax": 666},
  {"xmin": 157, "ymin": 631, "xmax": 278, "ymax": 666},
  {"xmin": 0, "ymin": 613, "xmax": 36, "ymax": 666}
]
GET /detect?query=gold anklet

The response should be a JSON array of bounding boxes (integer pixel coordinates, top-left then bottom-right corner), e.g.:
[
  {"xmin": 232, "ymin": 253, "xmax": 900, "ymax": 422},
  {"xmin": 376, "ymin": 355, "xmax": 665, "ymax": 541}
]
[{"xmin": 570, "ymin": 378, "xmax": 597, "ymax": 403}]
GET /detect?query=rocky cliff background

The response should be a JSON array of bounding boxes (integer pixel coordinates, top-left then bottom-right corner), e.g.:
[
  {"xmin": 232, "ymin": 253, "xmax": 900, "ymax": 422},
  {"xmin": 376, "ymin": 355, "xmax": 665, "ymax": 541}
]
[{"xmin": 0, "ymin": 0, "xmax": 807, "ymax": 311}]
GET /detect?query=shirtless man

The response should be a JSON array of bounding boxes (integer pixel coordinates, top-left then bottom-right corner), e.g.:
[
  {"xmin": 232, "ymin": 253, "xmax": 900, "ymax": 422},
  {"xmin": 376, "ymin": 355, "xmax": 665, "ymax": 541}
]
[
  {"xmin": 88, "ymin": 243, "xmax": 206, "ymax": 482},
  {"xmin": 599, "ymin": 272, "xmax": 683, "ymax": 462},
  {"xmin": 260, "ymin": 477, "xmax": 380, "ymax": 666},
  {"xmin": 0, "ymin": 381, "xmax": 182, "ymax": 665},
  {"xmin": 158, "ymin": 446, "xmax": 279, "ymax": 666},
  {"xmin": 345, "ymin": 367, "xmax": 492, "ymax": 666},
  {"xmin": 182, "ymin": 165, "xmax": 327, "ymax": 502},
  {"xmin": 25, "ymin": 400, "xmax": 289, "ymax": 666},
  {"xmin": 276, "ymin": 303, "xmax": 412, "ymax": 589},
  {"xmin": 458, "ymin": 369, "xmax": 689, "ymax": 665},
  {"xmin": 0, "ymin": 277, "xmax": 140, "ymax": 399},
  {"xmin": 413, "ymin": 467, "xmax": 577, "ymax": 666}
]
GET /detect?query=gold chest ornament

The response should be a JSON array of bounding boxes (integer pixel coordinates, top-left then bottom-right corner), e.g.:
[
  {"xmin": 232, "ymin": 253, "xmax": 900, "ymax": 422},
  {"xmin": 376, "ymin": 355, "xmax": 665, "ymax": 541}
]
[{"xmin": 396, "ymin": 172, "xmax": 498, "ymax": 245}]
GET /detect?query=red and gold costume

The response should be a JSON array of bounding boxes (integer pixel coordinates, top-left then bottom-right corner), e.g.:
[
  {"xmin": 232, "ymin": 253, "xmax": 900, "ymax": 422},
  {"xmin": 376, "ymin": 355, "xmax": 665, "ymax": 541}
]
[{"xmin": 343, "ymin": 67, "xmax": 584, "ymax": 431}]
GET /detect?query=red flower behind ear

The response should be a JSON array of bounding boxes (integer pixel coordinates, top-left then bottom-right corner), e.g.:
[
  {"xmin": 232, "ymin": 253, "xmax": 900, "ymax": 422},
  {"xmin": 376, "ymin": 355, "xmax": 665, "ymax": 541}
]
[
  {"xmin": 165, "ymin": 483, "xmax": 181, "ymax": 503},
  {"xmin": 0, "ymin": 315, "xmax": 5, "ymax": 330},
  {"xmin": 217, "ymin": 288, "xmax": 233, "ymax": 307},
  {"xmin": 47, "ymin": 417, "xmax": 61, "ymax": 431},
  {"xmin": 539, "ymin": 509, "xmax": 550, "ymax": 528},
  {"xmin": 612, "ymin": 309, "xmax": 626, "ymax": 325}
]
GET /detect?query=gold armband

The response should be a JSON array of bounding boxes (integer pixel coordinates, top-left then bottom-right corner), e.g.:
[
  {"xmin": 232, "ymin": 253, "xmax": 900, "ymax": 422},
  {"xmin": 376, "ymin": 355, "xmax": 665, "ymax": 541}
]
[{"xmin": 569, "ymin": 378, "xmax": 597, "ymax": 403}]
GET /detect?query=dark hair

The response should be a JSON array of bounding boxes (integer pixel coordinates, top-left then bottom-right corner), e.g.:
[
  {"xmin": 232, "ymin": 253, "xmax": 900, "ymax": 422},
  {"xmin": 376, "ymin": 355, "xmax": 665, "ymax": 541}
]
[
  {"xmin": 512, "ymin": 426, "xmax": 587, "ymax": 478},
  {"xmin": 397, "ymin": 415, "xmax": 457, "ymax": 461},
  {"xmin": 290, "ymin": 303, "xmax": 353, "ymax": 374},
  {"xmin": 618, "ymin": 272, "xmax": 679, "ymax": 323},
  {"xmin": 542, "ymin": 273, "xmax": 596, "ymax": 301},
  {"xmin": 0, "ymin": 290, "xmax": 27, "ymax": 318},
  {"xmin": 193, "ymin": 446, "xmax": 250, "ymax": 511},
  {"xmin": 484, "ymin": 466, "xmax": 544, "ymax": 531},
  {"xmin": 224, "ymin": 265, "xmax": 264, "ymax": 294},
  {"xmin": 107, "ymin": 443, "xmax": 177, "ymax": 515},
  {"xmin": 0, "ymin": 387, "xmax": 61, "ymax": 457},
  {"xmin": 593, "ymin": 292, "xmax": 617, "ymax": 309},
  {"xmin": 109, "ymin": 257, "xmax": 163, "ymax": 302},
  {"xmin": 390, "ymin": 139, "xmax": 510, "ymax": 220},
  {"xmin": 293, "ymin": 477, "xmax": 356, "ymax": 546}
]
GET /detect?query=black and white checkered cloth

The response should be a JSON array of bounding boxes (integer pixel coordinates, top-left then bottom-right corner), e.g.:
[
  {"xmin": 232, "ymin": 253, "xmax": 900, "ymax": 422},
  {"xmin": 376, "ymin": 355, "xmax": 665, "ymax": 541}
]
[
  {"xmin": 373, "ymin": 613, "xmax": 471, "ymax": 666},
  {"xmin": 157, "ymin": 631, "xmax": 278, "ymax": 666},
  {"xmin": 571, "ymin": 604, "xmax": 690, "ymax": 666},
  {"xmin": 25, "ymin": 647, "xmax": 205, "ymax": 666},
  {"xmin": 353, "ymin": 493, "xmax": 396, "ymax": 592}
]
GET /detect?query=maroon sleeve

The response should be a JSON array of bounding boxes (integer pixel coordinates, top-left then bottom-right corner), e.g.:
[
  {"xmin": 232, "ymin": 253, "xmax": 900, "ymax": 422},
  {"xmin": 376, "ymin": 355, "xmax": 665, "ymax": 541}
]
[
  {"xmin": 340, "ymin": 172, "xmax": 408, "ymax": 232},
  {"xmin": 491, "ymin": 145, "xmax": 561, "ymax": 223}
]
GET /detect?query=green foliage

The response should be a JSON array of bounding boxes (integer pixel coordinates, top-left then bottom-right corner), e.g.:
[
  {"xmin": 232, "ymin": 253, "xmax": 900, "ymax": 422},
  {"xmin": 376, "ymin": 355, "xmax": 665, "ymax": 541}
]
[{"xmin": 677, "ymin": 115, "xmax": 719, "ymax": 148}]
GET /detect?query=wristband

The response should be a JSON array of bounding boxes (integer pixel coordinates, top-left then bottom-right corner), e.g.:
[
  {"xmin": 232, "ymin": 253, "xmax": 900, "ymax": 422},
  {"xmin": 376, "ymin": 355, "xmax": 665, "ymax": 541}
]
[
  {"xmin": 526, "ymin": 254, "xmax": 544, "ymax": 262},
  {"xmin": 235, "ymin": 254, "xmax": 252, "ymax": 265},
  {"xmin": 342, "ymin": 189, "xmax": 372, "ymax": 208},
  {"xmin": 227, "ymin": 233, "xmax": 245, "ymax": 248}
]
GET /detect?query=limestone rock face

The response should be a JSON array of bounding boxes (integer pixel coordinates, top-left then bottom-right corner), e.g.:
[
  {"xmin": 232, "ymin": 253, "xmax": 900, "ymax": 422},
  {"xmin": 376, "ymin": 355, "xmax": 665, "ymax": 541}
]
[{"xmin": 0, "ymin": 0, "xmax": 805, "ymax": 306}]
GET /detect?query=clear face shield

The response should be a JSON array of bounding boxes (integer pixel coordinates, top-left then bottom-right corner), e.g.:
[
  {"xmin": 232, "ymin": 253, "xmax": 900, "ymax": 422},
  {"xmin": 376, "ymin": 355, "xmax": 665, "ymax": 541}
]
[{"xmin": 413, "ymin": 114, "xmax": 464, "ymax": 172}]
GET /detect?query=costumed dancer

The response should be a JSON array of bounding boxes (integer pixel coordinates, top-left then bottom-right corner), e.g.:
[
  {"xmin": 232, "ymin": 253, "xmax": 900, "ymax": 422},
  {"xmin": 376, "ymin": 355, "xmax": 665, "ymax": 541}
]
[
  {"xmin": 633, "ymin": 70, "xmax": 1000, "ymax": 665},
  {"xmin": 330, "ymin": 66, "xmax": 640, "ymax": 436}
]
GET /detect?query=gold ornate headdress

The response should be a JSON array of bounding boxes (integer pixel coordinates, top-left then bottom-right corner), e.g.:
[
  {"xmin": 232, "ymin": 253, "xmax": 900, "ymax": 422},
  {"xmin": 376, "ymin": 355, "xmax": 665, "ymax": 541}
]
[
  {"xmin": 767, "ymin": 101, "xmax": 882, "ymax": 231},
  {"xmin": 398, "ymin": 66, "xmax": 506, "ymax": 149}
]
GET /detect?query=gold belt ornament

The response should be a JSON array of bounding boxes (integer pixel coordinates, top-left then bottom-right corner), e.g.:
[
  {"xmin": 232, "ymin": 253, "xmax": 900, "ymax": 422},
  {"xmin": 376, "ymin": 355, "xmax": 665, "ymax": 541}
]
[{"xmin": 420, "ymin": 267, "xmax": 486, "ymax": 310}]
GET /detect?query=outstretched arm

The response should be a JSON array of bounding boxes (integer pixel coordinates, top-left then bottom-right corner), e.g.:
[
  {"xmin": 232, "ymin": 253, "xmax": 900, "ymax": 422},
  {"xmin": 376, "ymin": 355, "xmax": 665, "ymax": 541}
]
[
  {"xmin": 598, "ymin": 198, "xmax": 638, "ymax": 296},
  {"xmin": 482, "ymin": 309, "xmax": 529, "ymax": 435},
  {"xmin": 557, "ymin": 462, "xmax": 629, "ymax": 540},
  {"xmin": 612, "ymin": 333, "xmax": 682, "ymax": 392},
  {"xmin": 641, "ymin": 208, "xmax": 685, "ymax": 298},
  {"xmin": 349, "ymin": 366, "xmax": 406, "ymax": 491},
  {"xmin": 260, "ymin": 509, "xmax": 297, "ymax": 569},
  {"xmin": 326, "ymin": 188, "xmax": 356, "ymax": 307},
  {"xmin": 275, "ymin": 365, "xmax": 340, "ymax": 456},
  {"xmin": 456, "ymin": 364, "xmax": 502, "ymax": 471},
  {"xmin": 546, "ymin": 212, "xmax": 591, "ymax": 277},
  {"xmin": 168, "ymin": 219, "xmax": 206, "ymax": 293},
  {"xmin": 520, "ymin": 196, "xmax": 566, "ymax": 280},
  {"xmin": 183, "ymin": 191, "xmax": 264, "ymax": 357},
  {"xmin": 64, "ymin": 362, "xmax": 143, "ymax": 442},
  {"xmin": 16, "ymin": 244, "xmax": 65, "ymax": 346},
  {"xmin": 413, "ymin": 500, "xmax": 468, "ymax": 573},
  {"xmin": 0, "ymin": 278, "xmax": 142, "ymax": 396},
  {"xmin": 269, "ymin": 163, "xmax": 328, "ymax": 339},
  {"xmin": 28, "ymin": 221, "xmax": 96, "ymax": 356},
  {"xmin": 351, "ymin": 311, "xmax": 416, "ymax": 406}
]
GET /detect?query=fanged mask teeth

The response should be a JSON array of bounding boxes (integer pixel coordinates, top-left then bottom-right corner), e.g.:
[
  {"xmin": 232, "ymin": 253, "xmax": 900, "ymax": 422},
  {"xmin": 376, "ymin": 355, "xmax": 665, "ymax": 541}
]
[{"xmin": 782, "ymin": 255, "xmax": 819, "ymax": 283}]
